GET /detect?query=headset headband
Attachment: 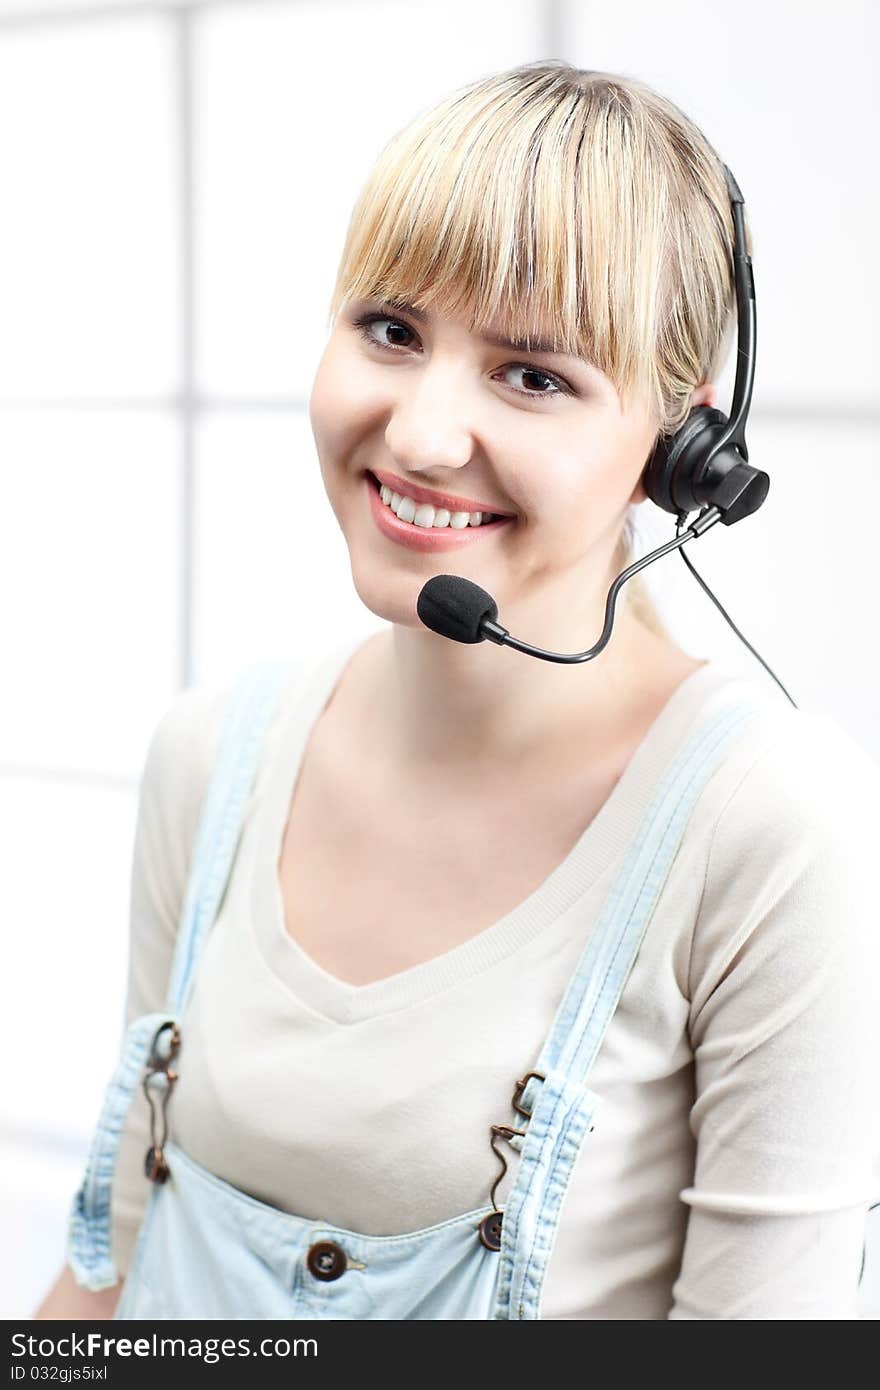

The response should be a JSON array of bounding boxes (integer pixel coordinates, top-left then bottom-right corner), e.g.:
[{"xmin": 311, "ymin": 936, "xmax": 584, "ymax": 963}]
[{"xmin": 716, "ymin": 164, "xmax": 756, "ymax": 466}]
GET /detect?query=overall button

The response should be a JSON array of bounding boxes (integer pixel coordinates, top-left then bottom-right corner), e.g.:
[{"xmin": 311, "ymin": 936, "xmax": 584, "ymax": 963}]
[
  {"xmin": 478, "ymin": 1210, "xmax": 503, "ymax": 1251},
  {"xmin": 306, "ymin": 1240, "xmax": 348, "ymax": 1281}
]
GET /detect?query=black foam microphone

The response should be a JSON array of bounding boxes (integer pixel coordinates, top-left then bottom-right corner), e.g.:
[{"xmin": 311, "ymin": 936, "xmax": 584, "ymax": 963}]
[
  {"xmin": 415, "ymin": 573, "xmax": 502, "ymax": 644},
  {"xmin": 416, "ymin": 504, "xmax": 728, "ymax": 666}
]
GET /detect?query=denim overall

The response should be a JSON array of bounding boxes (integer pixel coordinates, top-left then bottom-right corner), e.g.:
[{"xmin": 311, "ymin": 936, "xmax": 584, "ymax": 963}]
[{"xmin": 67, "ymin": 649, "xmax": 764, "ymax": 1320}]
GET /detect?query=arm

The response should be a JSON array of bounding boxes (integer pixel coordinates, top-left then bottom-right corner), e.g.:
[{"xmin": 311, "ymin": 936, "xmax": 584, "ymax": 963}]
[
  {"xmin": 34, "ymin": 1266, "xmax": 124, "ymax": 1320},
  {"xmin": 71, "ymin": 680, "xmax": 227, "ymax": 1294},
  {"xmin": 669, "ymin": 714, "xmax": 880, "ymax": 1319}
]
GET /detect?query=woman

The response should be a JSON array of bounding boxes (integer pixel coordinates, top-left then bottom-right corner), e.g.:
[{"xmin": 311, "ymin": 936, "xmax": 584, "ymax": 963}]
[{"xmin": 39, "ymin": 61, "xmax": 879, "ymax": 1320}]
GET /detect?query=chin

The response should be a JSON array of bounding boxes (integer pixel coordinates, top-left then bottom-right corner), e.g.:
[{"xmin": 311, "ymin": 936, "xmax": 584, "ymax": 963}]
[{"xmin": 344, "ymin": 553, "xmax": 423, "ymax": 630}]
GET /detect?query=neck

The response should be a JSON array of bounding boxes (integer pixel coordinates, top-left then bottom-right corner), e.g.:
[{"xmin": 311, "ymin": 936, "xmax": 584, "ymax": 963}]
[{"xmin": 362, "ymin": 598, "xmax": 672, "ymax": 782}]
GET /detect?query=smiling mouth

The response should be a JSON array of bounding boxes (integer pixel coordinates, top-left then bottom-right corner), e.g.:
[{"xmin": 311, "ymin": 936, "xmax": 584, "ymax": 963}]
[
  {"xmin": 364, "ymin": 471, "xmax": 514, "ymax": 549},
  {"xmin": 366, "ymin": 471, "xmax": 510, "ymax": 525}
]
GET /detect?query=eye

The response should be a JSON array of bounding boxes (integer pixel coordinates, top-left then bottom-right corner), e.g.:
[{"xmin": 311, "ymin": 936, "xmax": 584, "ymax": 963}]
[
  {"xmin": 350, "ymin": 311, "xmax": 573, "ymax": 401},
  {"xmin": 498, "ymin": 364, "xmax": 568, "ymax": 400},
  {"xmin": 352, "ymin": 311, "xmax": 417, "ymax": 352}
]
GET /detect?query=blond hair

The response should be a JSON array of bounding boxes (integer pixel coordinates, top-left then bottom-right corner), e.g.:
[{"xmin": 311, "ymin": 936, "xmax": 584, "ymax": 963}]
[{"xmin": 327, "ymin": 61, "xmax": 748, "ymax": 640}]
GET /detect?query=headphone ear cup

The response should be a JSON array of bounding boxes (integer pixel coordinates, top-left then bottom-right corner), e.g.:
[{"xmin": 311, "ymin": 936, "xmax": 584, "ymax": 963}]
[{"xmin": 643, "ymin": 405, "xmax": 730, "ymax": 515}]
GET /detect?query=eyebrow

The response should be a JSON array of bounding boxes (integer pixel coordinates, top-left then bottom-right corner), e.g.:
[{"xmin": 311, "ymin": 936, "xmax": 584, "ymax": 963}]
[{"xmin": 377, "ymin": 297, "xmax": 584, "ymax": 361}]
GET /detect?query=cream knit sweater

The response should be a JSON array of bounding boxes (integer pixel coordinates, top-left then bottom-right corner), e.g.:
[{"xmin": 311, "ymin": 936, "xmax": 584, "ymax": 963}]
[{"xmin": 108, "ymin": 635, "xmax": 880, "ymax": 1318}]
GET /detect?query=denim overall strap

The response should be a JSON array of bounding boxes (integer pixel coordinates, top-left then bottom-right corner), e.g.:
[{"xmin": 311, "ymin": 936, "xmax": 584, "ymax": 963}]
[
  {"xmin": 67, "ymin": 1011, "xmax": 187, "ymax": 1290},
  {"xmin": 491, "ymin": 686, "xmax": 766, "ymax": 1320},
  {"xmin": 67, "ymin": 659, "xmax": 293, "ymax": 1291},
  {"xmin": 163, "ymin": 659, "xmax": 294, "ymax": 1020}
]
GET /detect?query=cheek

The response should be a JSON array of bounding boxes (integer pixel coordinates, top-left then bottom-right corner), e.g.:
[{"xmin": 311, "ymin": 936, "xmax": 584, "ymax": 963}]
[
  {"xmin": 309, "ymin": 341, "xmax": 388, "ymax": 459},
  {"xmin": 307, "ymin": 346, "xmax": 351, "ymax": 455},
  {"xmin": 524, "ymin": 454, "xmax": 612, "ymax": 519},
  {"xmin": 516, "ymin": 448, "xmax": 638, "ymax": 565},
  {"xmin": 555, "ymin": 418, "xmax": 653, "ymax": 508}
]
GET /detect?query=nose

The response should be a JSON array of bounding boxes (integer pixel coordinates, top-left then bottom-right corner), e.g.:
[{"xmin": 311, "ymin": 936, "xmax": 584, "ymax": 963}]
[{"xmin": 383, "ymin": 358, "xmax": 475, "ymax": 475}]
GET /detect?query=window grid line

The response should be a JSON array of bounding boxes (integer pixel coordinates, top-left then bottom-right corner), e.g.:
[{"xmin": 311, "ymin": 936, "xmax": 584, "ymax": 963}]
[{"xmin": 174, "ymin": 1, "xmax": 195, "ymax": 691}]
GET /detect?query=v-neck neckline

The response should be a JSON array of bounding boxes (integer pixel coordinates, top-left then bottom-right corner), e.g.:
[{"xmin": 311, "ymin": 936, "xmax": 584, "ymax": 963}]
[{"xmin": 248, "ymin": 633, "xmax": 745, "ymax": 1025}]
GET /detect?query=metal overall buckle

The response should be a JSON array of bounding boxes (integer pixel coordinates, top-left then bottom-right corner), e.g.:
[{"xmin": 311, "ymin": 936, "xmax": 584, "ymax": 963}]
[
  {"xmin": 142, "ymin": 1020, "xmax": 181, "ymax": 1184},
  {"xmin": 478, "ymin": 1069, "xmax": 546, "ymax": 1252}
]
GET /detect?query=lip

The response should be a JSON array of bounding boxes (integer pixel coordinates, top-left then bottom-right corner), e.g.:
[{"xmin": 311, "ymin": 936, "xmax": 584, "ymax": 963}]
[
  {"xmin": 365, "ymin": 472, "xmax": 513, "ymax": 552},
  {"xmin": 369, "ymin": 468, "xmax": 516, "ymax": 519}
]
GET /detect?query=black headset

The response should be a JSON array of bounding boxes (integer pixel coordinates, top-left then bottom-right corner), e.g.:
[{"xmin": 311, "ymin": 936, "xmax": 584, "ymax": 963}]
[
  {"xmin": 418, "ymin": 162, "xmax": 799, "ymax": 709},
  {"xmin": 643, "ymin": 165, "xmax": 762, "ymax": 524},
  {"xmin": 639, "ymin": 163, "xmax": 796, "ymax": 707}
]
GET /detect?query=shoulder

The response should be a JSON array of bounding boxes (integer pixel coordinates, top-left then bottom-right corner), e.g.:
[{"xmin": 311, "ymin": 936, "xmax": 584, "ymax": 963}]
[
  {"xmin": 135, "ymin": 655, "xmax": 308, "ymax": 851},
  {"xmin": 687, "ymin": 696, "xmax": 879, "ymax": 1009},
  {"xmin": 705, "ymin": 700, "xmax": 879, "ymax": 868},
  {"xmin": 131, "ymin": 678, "xmax": 238, "ymax": 921},
  {"xmin": 138, "ymin": 677, "xmax": 232, "ymax": 823}
]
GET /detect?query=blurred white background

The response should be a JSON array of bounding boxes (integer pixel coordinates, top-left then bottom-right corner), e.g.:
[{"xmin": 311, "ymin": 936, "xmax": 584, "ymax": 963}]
[{"xmin": 2, "ymin": 0, "xmax": 877, "ymax": 1320}]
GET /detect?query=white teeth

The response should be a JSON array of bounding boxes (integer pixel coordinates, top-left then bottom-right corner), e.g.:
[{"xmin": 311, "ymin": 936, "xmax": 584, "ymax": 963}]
[{"xmin": 378, "ymin": 481, "xmax": 496, "ymax": 529}]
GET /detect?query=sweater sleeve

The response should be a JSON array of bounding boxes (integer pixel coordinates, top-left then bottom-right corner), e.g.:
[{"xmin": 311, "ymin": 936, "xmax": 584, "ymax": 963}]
[
  {"xmin": 668, "ymin": 711, "xmax": 880, "ymax": 1319},
  {"xmin": 108, "ymin": 679, "xmax": 229, "ymax": 1278}
]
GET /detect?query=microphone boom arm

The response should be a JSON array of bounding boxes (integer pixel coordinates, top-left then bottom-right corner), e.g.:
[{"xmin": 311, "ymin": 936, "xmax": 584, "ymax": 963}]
[{"xmin": 479, "ymin": 506, "xmax": 725, "ymax": 663}]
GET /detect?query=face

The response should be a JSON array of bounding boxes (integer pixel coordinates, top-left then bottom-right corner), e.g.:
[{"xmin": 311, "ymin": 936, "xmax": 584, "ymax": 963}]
[{"xmin": 308, "ymin": 295, "xmax": 708, "ymax": 632}]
